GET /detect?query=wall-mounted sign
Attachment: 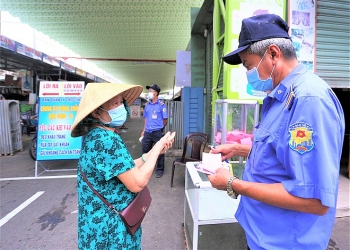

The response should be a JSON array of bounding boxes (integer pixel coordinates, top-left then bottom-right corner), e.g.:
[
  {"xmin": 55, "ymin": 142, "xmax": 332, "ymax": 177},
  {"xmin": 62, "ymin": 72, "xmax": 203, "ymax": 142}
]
[
  {"xmin": 60, "ymin": 62, "xmax": 76, "ymax": 73},
  {"xmin": 176, "ymin": 50, "xmax": 191, "ymax": 87},
  {"xmin": 86, "ymin": 73, "xmax": 95, "ymax": 80},
  {"xmin": 132, "ymin": 98, "xmax": 141, "ymax": 106},
  {"xmin": 130, "ymin": 106, "xmax": 141, "ymax": 118},
  {"xmin": 289, "ymin": 0, "xmax": 316, "ymax": 72},
  {"xmin": 36, "ymin": 81, "xmax": 84, "ymax": 160},
  {"xmin": 76, "ymin": 68, "xmax": 87, "ymax": 77},
  {"xmin": 224, "ymin": 0, "xmax": 286, "ymax": 102},
  {"xmin": 0, "ymin": 35, "xmax": 15, "ymax": 51},
  {"xmin": 42, "ymin": 53, "xmax": 61, "ymax": 67},
  {"xmin": 95, "ymin": 76, "xmax": 103, "ymax": 82},
  {"xmin": 16, "ymin": 43, "xmax": 42, "ymax": 60}
]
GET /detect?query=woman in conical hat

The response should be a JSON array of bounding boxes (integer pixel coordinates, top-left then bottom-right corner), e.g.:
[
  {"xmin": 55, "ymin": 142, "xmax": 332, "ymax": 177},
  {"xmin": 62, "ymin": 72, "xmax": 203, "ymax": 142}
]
[{"xmin": 71, "ymin": 83, "xmax": 175, "ymax": 249}]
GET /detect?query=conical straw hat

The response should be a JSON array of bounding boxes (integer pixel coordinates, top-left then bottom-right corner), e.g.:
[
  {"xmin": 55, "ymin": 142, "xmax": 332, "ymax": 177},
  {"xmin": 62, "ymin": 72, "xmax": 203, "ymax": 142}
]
[{"xmin": 71, "ymin": 82, "xmax": 143, "ymax": 137}]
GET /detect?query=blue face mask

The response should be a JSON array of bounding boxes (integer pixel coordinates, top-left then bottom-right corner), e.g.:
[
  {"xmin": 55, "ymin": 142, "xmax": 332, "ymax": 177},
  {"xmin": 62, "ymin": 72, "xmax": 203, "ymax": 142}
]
[
  {"xmin": 246, "ymin": 50, "xmax": 275, "ymax": 92},
  {"xmin": 99, "ymin": 104, "xmax": 127, "ymax": 128}
]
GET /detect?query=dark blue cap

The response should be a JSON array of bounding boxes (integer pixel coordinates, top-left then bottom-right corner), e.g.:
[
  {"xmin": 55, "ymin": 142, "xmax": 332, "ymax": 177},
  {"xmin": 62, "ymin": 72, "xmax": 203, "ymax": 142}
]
[
  {"xmin": 223, "ymin": 14, "xmax": 291, "ymax": 65},
  {"xmin": 146, "ymin": 84, "xmax": 161, "ymax": 93}
]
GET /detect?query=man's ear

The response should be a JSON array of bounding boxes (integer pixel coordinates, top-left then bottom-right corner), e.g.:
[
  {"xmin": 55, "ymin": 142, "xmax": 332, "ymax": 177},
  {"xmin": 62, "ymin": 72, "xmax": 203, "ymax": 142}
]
[{"xmin": 269, "ymin": 44, "xmax": 281, "ymax": 62}]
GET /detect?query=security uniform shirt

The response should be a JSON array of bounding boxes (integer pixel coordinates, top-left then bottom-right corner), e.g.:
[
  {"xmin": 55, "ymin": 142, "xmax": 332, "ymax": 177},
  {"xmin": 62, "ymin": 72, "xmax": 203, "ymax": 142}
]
[
  {"xmin": 143, "ymin": 99, "xmax": 168, "ymax": 132},
  {"xmin": 237, "ymin": 64, "xmax": 345, "ymax": 249}
]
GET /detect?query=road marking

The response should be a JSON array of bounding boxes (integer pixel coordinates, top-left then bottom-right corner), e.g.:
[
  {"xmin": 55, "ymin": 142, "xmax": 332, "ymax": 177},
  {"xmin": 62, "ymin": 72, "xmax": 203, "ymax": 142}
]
[
  {"xmin": 0, "ymin": 175, "xmax": 77, "ymax": 181},
  {"xmin": 0, "ymin": 191, "xmax": 45, "ymax": 228}
]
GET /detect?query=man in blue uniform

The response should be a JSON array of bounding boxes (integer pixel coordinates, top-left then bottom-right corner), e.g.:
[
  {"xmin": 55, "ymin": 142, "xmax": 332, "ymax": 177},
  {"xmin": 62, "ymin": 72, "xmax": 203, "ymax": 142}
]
[
  {"xmin": 207, "ymin": 14, "xmax": 345, "ymax": 249},
  {"xmin": 141, "ymin": 84, "xmax": 168, "ymax": 178}
]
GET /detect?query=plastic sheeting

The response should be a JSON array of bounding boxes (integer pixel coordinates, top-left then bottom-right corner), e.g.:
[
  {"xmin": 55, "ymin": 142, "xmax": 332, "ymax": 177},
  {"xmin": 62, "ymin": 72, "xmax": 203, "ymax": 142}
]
[
  {"xmin": 164, "ymin": 101, "xmax": 184, "ymax": 150},
  {"xmin": 0, "ymin": 100, "xmax": 23, "ymax": 156}
]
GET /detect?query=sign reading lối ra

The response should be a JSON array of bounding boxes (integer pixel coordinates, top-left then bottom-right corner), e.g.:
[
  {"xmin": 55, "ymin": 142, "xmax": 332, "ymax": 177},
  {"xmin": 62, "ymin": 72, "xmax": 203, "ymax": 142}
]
[{"xmin": 36, "ymin": 81, "xmax": 84, "ymax": 160}]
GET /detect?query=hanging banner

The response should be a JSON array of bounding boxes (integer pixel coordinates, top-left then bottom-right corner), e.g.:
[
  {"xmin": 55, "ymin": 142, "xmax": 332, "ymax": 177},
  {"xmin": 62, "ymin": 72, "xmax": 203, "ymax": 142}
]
[
  {"xmin": 0, "ymin": 35, "xmax": 16, "ymax": 51},
  {"xmin": 60, "ymin": 62, "xmax": 76, "ymax": 73},
  {"xmin": 36, "ymin": 81, "xmax": 84, "ymax": 160},
  {"xmin": 288, "ymin": 0, "xmax": 316, "ymax": 72},
  {"xmin": 76, "ymin": 68, "xmax": 87, "ymax": 77},
  {"xmin": 16, "ymin": 43, "xmax": 42, "ymax": 61},
  {"xmin": 223, "ymin": 0, "xmax": 287, "ymax": 102},
  {"xmin": 42, "ymin": 53, "xmax": 61, "ymax": 67},
  {"xmin": 176, "ymin": 51, "xmax": 191, "ymax": 87},
  {"xmin": 86, "ymin": 72, "xmax": 95, "ymax": 80}
]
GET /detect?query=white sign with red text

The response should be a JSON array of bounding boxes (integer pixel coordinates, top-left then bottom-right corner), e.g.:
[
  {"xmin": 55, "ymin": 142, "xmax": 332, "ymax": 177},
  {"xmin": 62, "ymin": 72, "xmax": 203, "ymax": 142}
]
[
  {"xmin": 130, "ymin": 106, "xmax": 140, "ymax": 118},
  {"xmin": 39, "ymin": 81, "xmax": 84, "ymax": 97}
]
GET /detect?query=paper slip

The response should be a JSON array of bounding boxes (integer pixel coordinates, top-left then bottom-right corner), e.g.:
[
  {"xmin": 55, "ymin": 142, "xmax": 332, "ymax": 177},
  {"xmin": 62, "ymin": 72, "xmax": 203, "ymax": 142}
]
[
  {"xmin": 194, "ymin": 161, "xmax": 230, "ymax": 175},
  {"xmin": 193, "ymin": 162, "xmax": 214, "ymax": 175},
  {"xmin": 202, "ymin": 152, "xmax": 221, "ymax": 173}
]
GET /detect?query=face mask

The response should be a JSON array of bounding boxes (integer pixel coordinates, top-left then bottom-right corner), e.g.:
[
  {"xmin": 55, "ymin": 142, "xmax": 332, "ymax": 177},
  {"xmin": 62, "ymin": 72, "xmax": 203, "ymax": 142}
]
[
  {"xmin": 246, "ymin": 50, "xmax": 275, "ymax": 92},
  {"xmin": 148, "ymin": 92, "xmax": 154, "ymax": 100},
  {"xmin": 99, "ymin": 104, "xmax": 127, "ymax": 128}
]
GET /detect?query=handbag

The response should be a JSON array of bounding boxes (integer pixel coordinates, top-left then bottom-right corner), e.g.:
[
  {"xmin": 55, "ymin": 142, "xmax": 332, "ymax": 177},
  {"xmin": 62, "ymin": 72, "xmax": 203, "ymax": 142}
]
[{"xmin": 80, "ymin": 169, "xmax": 152, "ymax": 235}]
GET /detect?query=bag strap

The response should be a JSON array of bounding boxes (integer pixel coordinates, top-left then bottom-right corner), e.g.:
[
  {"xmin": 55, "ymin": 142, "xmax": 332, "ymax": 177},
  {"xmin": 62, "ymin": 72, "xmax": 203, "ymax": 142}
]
[{"xmin": 80, "ymin": 169, "xmax": 119, "ymax": 215}]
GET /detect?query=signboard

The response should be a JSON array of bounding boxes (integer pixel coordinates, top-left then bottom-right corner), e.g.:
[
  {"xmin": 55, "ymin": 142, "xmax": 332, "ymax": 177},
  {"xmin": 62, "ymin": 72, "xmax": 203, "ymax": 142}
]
[
  {"xmin": 132, "ymin": 98, "xmax": 141, "ymax": 106},
  {"xmin": 42, "ymin": 53, "xmax": 61, "ymax": 67},
  {"xmin": 289, "ymin": 0, "xmax": 316, "ymax": 72},
  {"xmin": 60, "ymin": 62, "xmax": 76, "ymax": 73},
  {"xmin": 130, "ymin": 106, "xmax": 141, "ymax": 118},
  {"xmin": 95, "ymin": 76, "xmax": 103, "ymax": 82},
  {"xmin": 86, "ymin": 72, "xmax": 95, "ymax": 80},
  {"xmin": 223, "ymin": 0, "xmax": 286, "ymax": 102},
  {"xmin": 176, "ymin": 51, "xmax": 191, "ymax": 87},
  {"xmin": 0, "ymin": 35, "xmax": 15, "ymax": 51},
  {"xmin": 16, "ymin": 42, "xmax": 42, "ymax": 60},
  {"xmin": 76, "ymin": 68, "xmax": 87, "ymax": 77},
  {"xmin": 36, "ymin": 81, "xmax": 84, "ymax": 160}
]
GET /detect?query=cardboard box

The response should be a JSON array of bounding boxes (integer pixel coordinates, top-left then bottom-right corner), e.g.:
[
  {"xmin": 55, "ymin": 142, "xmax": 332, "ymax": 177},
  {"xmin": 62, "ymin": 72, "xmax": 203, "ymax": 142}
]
[
  {"xmin": 14, "ymin": 77, "xmax": 22, "ymax": 87},
  {"xmin": 4, "ymin": 75, "xmax": 13, "ymax": 86}
]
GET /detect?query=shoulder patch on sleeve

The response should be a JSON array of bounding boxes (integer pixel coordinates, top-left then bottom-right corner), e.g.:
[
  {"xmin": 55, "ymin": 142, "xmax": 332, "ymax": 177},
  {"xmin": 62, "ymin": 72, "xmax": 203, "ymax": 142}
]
[
  {"xmin": 288, "ymin": 122, "xmax": 314, "ymax": 154},
  {"xmin": 162, "ymin": 108, "xmax": 166, "ymax": 112}
]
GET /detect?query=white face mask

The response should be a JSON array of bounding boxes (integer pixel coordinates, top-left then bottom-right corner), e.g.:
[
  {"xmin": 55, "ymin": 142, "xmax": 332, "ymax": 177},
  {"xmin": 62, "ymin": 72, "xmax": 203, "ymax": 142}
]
[{"xmin": 148, "ymin": 92, "xmax": 154, "ymax": 100}]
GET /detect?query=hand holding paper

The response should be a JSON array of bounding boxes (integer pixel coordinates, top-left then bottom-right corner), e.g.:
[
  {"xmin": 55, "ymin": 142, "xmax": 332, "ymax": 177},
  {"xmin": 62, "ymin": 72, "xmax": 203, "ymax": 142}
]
[
  {"xmin": 194, "ymin": 152, "xmax": 229, "ymax": 174},
  {"xmin": 202, "ymin": 152, "xmax": 222, "ymax": 174}
]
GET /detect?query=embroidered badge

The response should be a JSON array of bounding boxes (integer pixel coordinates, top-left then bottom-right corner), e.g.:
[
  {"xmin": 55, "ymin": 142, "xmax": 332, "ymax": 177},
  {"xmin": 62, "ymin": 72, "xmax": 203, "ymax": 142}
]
[
  {"xmin": 162, "ymin": 108, "xmax": 166, "ymax": 112},
  {"xmin": 288, "ymin": 122, "xmax": 314, "ymax": 154}
]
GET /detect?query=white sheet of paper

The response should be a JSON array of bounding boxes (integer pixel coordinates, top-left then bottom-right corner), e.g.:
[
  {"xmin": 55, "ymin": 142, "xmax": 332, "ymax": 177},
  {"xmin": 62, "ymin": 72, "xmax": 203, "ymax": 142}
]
[
  {"xmin": 201, "ymin": 152, "xmax": 222, "ymax": 174},
  {"xmin": 193, "ymin": 162, "xmax": 214, "ymax": 175}
]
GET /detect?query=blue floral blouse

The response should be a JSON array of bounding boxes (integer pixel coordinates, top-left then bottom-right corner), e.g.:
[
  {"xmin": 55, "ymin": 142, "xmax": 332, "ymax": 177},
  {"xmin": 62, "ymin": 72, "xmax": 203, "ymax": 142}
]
[{"xmin": 77, "ymin": 127, "xmax": 141, "ymax": 249}]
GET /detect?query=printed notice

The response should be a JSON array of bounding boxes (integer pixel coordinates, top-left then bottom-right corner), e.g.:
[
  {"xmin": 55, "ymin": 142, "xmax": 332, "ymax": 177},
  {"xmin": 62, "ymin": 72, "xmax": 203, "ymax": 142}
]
[{"xmin": 36, "ymin": 81, "xmax": 84, "ymax": 160}]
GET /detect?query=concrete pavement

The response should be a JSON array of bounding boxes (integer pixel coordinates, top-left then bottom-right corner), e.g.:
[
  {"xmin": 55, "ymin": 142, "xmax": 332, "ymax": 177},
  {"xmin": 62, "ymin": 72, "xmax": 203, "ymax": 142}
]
[{"xmin": 0, "ymin": 117, "xmax": 349, "ymax": 250}]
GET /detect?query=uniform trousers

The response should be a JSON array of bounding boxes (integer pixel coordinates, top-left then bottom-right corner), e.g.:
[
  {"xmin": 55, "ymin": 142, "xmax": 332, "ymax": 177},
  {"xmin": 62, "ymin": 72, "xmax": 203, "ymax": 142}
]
[{"xmin": 142, "ymin": 129, "xmax": 164, "ymax": 174}]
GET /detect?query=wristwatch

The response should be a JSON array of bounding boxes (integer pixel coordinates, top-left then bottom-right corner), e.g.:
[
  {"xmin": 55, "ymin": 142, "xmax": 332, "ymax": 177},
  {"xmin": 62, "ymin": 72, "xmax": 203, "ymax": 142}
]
[{"xmin": 227, "ymin": 176, "xmax": 239, "ymax": 199}]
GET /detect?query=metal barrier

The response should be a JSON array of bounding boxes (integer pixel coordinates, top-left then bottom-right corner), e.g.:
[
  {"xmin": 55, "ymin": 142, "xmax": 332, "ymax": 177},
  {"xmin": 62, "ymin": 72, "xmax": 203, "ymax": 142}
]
[
  {"xmin": 164, "ymin": 101, "xmax": 184, "ymax": 150},
  {"xmin": 0, "ymin": 100, "xmax": 23, "ymax": 156}
]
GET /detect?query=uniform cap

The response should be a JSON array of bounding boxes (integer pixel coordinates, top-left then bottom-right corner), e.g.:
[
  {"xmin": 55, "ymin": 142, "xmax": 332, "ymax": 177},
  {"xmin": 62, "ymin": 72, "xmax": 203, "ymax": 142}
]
[{"xmin": 223, "ymin": 14, "xmax": 291, "ymax": 65}]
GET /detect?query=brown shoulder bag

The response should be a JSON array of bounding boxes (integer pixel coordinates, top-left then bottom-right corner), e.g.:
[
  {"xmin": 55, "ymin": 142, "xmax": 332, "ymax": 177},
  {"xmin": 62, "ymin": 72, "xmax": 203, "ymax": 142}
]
[{"xmin": 80, "ymin": 169, "xmax": 152, "ymax": 235}]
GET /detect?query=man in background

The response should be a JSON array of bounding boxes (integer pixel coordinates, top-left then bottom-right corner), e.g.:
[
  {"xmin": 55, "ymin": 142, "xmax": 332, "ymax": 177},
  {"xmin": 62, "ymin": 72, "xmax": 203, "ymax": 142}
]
[{"xmin": 141, "ymin": 84, "xmax": 168, "ymax": 178}]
